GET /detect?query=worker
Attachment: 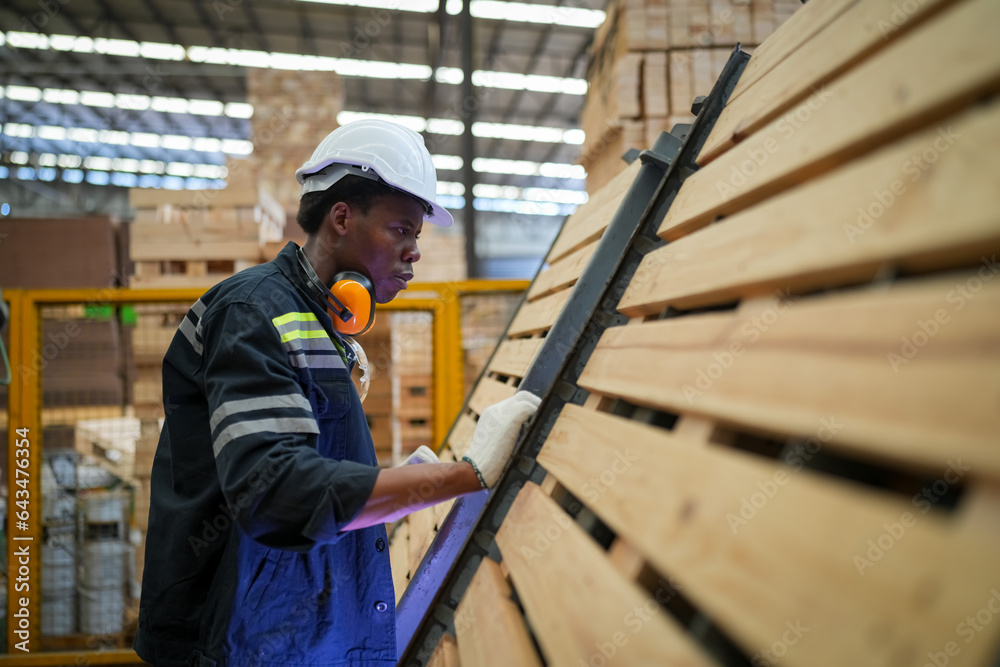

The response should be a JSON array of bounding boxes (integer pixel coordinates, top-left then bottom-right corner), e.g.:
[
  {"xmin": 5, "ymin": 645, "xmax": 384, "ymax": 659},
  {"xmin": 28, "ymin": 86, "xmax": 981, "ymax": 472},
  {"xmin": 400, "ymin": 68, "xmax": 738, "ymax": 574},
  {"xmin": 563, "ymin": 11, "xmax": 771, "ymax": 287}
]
[{"xmin": 134, "ymin": 119, "xmax": 541, "ymax": 667}]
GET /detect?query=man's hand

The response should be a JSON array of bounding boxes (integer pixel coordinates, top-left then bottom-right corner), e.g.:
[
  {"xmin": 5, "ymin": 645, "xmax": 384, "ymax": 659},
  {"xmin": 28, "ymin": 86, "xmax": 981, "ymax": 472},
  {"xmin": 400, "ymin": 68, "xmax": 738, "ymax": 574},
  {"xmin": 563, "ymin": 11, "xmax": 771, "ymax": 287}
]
[{"xmin": 462, "ymin": 391, "xmax": 542, "ymax": 488}]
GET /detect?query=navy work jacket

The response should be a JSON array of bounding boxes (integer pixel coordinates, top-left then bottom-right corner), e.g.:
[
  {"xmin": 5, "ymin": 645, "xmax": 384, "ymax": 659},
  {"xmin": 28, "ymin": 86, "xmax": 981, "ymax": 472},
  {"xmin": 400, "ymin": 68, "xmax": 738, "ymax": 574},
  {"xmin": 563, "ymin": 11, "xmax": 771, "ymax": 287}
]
[{"xmin": 135, "ymin": 242, "xmax": 395, "ymax": 667}]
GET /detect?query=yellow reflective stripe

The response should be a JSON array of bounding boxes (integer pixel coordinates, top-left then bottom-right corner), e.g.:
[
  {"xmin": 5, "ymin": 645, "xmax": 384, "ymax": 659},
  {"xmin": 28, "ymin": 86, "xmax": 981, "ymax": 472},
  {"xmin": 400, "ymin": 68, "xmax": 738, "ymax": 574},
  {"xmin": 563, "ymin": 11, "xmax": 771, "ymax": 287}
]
[
  {"xmin": 272, "ymin": 311, "xmax": 319, "ymax": 327},
  {"xmin": 279, "ymin": 329, "xmax": 330, "ymax": 343}
]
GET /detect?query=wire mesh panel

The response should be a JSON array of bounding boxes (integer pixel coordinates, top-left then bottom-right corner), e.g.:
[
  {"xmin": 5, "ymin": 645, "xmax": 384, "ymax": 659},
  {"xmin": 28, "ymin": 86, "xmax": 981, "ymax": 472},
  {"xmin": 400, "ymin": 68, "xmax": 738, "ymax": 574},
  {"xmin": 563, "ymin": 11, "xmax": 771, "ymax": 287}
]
[
  {"xmin": 354, "ymin": 313, "xmax": 395, "ymax": 467},
  {"xmin": 389, "ymin": 312, "xmax": 434, "ymax": 466},
  {"xmin": 459, "ymin": 292, "xmax": 522, "ymax": 399},
  {"xmin": 29, "ymin": 300, "xmax": 192, "ymax": 650}
]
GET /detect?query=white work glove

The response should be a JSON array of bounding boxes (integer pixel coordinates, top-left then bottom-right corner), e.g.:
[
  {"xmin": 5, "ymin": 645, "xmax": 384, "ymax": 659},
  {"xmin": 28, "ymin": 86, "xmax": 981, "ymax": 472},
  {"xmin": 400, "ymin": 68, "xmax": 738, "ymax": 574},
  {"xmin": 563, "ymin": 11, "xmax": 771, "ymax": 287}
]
[
  {"xmin": 462, "ymin": 391, "xmax": 542, "ymax": 488},
  {"xmin": 398, "ymin": 445, "xmax": 439, "ymax": 466}
]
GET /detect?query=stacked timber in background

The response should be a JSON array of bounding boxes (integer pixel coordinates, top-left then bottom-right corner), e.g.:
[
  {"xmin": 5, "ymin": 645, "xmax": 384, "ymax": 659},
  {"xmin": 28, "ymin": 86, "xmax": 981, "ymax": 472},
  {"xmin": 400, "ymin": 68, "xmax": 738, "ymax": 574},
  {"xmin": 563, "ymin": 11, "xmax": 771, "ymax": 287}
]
[
  {"xmin": 579, "ymin": 0, "xmax": 800, "ymax": 192},
  {"xmin": 128, "ymin": 187, "xmax": 286, "ymax": 288},
  {"xmin": 391, "ymin": 313, "xmax": 434, "ymax": 462},
  {"xmin": 355, "ymin": 316, "xmax": 395, "ymax": 466},
  {"xmin": 245, "ymin": 68, "xmax": 345, "ymax": 214}
]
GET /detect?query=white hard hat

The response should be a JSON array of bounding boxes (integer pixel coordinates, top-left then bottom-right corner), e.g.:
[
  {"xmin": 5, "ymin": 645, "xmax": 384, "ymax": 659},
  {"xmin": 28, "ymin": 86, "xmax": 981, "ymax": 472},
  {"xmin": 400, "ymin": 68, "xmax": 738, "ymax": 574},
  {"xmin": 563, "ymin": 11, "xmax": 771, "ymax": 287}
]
[{"xmin": 295, "ymin": 119, "xmax": 453, "ymax": 227}]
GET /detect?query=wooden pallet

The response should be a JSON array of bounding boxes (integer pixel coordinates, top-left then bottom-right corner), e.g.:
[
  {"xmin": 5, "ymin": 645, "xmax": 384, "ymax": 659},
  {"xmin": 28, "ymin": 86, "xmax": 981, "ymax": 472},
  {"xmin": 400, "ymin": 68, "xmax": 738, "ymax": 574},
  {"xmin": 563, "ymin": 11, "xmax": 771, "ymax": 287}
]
[
  {"xmin": 415, "ymin": 0, "xmax": 1000, "ymax": 663},
  {"xmin": 129, "ymin": 186, "xmax": 285, "ymax": 289},
  {"xmin": 579, "ymin": 0, "xmax": 800, "ymax": 193}
]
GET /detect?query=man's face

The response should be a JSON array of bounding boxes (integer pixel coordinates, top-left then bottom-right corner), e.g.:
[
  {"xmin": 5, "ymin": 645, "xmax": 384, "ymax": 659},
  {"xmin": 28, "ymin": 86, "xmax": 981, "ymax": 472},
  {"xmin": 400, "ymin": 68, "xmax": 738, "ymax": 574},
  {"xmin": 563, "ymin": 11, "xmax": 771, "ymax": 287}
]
[{"xmin": 339, "ymin": 194, "xmax": 424, "ymax": 303}]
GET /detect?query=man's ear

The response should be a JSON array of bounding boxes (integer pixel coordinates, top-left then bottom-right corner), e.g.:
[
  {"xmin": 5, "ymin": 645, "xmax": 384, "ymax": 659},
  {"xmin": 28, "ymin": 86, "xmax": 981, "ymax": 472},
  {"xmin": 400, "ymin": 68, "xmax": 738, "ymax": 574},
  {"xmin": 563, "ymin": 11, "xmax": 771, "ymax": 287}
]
[{"xmin": 327, "ymin": 201, "xmax": 351, "ymax": 236}]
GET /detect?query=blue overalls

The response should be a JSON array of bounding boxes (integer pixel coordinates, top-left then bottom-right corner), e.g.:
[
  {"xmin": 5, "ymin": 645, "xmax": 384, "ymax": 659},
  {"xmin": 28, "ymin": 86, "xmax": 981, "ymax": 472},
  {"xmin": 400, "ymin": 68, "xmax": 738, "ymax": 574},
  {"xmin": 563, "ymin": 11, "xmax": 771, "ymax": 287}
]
[{"xmin": 136, "ymin": 242, "xmax": 396, "ymax": 667}]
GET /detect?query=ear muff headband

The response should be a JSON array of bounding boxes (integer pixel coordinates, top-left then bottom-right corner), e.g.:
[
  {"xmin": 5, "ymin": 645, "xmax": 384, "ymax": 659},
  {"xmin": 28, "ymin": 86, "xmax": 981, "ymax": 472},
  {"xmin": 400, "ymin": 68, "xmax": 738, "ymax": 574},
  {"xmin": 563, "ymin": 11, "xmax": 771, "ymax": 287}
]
[{"xmin": 329, "ymin": 271, "xmax": 375, "ymax": 336}]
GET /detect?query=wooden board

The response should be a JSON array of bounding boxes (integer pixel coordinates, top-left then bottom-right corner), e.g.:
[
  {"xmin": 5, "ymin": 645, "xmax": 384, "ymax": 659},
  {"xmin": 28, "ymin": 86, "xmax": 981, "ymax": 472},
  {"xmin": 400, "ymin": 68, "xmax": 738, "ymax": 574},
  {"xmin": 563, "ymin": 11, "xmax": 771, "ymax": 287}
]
[
  {"xmin": 447, "ymin": 413, "xmax": 478, "ymax": 459},
  {"xmin": 495, "ymin": 482, "xmax": 713, "ymax": 667},
  {"xmin": 583, "ymin": 274, "xmax": 1000, "ymax": 477},
  {"xmin": 660, "ymin": 0, "xmax": 1000, "ymax": 241},
  {"xmin": 454, "ymin": 558, "xmax": 543, "ymax": 667},
  {"xmin": 130, "ymin": 241, "xmax": 262, "ymax": 262},
  {"xmin": 527, "ymin": 240, "xmax": 599, "ymax": 300},
  {"xmin": 548, "ymin": 161, "xmax": 640, "ymax": 263},
  {"xmin": 389, "ymin": 519, "xmax": 410, "ymax": 604},
  {"xmin": 131, "ymin": 220, "xmax": 259, "ymax": 245},
  {"xmin": 427, "ymin": 634, "xmax": 461, "ymax": 667},
  {"xmin": 407, "ymin": 506, "xmax": 437, "ymax": 578},
  {"xmin": 722, "ymin": 0, "xmax": 863, "ymax": 112},
  {"xmin": 130, "ymin": 185, "xmax": 270, "ymax": 209},
  {"xmin": 699, "ymin": 0, "xmax": 957, "ymax": 164},
  {"xmin": 507, "ymin": 289, "xmax": 573, "ymax": 338},
  {"xmin": 487, "ymin": 338, "xmax": 545, "ymax": 379},
  {"xmin": 621, "ymin": 101, "xmax": 1000, "ymax": 314},
  {"xmin": 467, "ymin": 377, "xmax": 517, "ymax": 417},
  {"xmin": 537, "ymin": 404, "xmax": 1000, "ymax": 667}
]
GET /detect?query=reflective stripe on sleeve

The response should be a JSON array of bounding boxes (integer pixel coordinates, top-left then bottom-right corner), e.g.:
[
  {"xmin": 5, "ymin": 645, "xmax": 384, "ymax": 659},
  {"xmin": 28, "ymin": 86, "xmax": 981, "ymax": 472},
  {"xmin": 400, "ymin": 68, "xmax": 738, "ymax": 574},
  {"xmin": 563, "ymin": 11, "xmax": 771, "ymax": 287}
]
[
  {"xmin": 209, "ymin": 393, "xmax": 313, "ymax": 433},
  {"xmin": 179, "ymin": 313, "xmax": 203, "ymax": 355},
  {"xmin": 213, "ymin": 417, "xmax": 320, "ymax": 457}
]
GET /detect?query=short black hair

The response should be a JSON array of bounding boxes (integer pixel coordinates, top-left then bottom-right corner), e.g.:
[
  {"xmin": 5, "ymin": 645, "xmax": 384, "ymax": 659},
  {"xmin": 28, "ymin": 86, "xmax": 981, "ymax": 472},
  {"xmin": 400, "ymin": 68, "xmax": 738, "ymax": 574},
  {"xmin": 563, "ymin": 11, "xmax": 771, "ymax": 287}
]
[{"xmin": 296, "ymin": 174, "xmax": 426, "ymax": 234}]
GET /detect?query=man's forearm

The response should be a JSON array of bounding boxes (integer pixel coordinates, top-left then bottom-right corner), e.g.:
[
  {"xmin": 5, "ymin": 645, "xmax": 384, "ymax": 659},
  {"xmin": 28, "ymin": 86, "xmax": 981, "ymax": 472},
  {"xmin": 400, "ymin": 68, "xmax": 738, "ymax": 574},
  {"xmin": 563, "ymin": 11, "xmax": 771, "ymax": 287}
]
[{"xmin": 344, "ymin": 461, "xmax": 482, "ymax": 530}]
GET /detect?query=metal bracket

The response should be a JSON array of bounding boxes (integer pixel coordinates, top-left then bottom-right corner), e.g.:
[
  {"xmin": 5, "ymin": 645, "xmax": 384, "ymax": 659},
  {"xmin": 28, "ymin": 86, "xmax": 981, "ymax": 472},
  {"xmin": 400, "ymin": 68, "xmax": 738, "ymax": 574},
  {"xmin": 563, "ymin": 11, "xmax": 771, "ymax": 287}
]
[{"xmin": 638, "ymin": 132, "xmax": 682, "ymax": 172}]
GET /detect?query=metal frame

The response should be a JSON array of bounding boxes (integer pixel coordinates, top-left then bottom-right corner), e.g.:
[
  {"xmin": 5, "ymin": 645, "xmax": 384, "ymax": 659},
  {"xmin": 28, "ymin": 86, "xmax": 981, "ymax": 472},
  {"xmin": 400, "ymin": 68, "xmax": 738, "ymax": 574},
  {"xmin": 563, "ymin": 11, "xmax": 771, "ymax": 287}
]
[
  {"xmin": 396, "ymin": 46, "xmax": 752, "ymax": 665},
  {"xmin": 2, "ymin": 280, "xmax": 525, "ymax": 661}
]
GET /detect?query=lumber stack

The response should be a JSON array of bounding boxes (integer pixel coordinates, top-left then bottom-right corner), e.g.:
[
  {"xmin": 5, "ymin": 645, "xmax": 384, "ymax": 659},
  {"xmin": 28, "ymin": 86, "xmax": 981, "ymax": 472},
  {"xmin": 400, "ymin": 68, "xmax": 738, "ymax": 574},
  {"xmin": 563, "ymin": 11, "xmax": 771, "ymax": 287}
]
[
  {"xmin": 411, "ymin": 224, "xmax": 468, "ymax": 282},
  {"xmin": 354, "ymin": 315, "xmax": 395, "ymax": 466},
  {"xmin": 128, "ymin": 187, "xmax": 285, "ymax": 289},
  {"xmin": 460, "ymin": 292, "xmax": 522, "ymax": 397},
  {"xmin": 579, "ymin": 0, "xmax": 799, "ymax": 192},
  {"xmin": 392, "ymin": 313, "xmax": 434, "ymax": 462},
  {"xmin": 246, "ymin": 69, "xmax": 345, "ymax": 214}
]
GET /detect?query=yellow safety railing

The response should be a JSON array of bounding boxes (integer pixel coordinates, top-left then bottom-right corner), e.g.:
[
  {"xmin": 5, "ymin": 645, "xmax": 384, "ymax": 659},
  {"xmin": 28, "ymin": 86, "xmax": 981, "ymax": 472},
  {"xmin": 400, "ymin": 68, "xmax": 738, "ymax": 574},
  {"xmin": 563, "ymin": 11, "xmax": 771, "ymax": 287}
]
[{"xmin": 1, "ymin": 280, "xmax": 526, "ymax": 665}]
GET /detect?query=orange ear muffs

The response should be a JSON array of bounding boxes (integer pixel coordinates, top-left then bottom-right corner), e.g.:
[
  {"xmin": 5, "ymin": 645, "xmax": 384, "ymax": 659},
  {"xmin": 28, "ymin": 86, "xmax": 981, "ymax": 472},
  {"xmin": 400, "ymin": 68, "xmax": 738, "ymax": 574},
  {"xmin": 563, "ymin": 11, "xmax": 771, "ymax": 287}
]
[{"xmin": 328, "ymin": 271, "xmax": 375, "ymax": 336}]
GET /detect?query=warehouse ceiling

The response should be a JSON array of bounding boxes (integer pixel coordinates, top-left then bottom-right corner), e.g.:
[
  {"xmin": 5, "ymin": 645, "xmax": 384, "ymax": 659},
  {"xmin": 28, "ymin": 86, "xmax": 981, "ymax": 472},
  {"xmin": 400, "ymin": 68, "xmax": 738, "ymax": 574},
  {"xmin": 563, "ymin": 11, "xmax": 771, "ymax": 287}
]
[{"xmin": 0, "ymin": 0, "xmax": 609, "ymax": 273}]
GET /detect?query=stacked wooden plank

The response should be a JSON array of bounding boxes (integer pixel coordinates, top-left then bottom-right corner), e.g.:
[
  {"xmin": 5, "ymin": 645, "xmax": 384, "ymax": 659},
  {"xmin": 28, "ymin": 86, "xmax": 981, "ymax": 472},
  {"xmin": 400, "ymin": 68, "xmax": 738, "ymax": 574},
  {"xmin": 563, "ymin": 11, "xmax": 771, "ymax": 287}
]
[
  {"xmin": 128, "ymin": 187, "xmax": 285, "ymax": 288},
  {"xmin": 579, "ymin": 0, "xmax": 799, "ymax": 192},
  {"xmin": 459, "ymin": 293, "xmax": 522, "ymax": 398},
  {"xmin": 420, "ymin": 0, "xmax": 1000, "ymax": 663},
  {"xmin": 246, "ymin": 69, "xmax": 345, "ymax": 214},
  {"xmin": 354, "ymin": 315, "xmax": 395, "ymax": 466},
  {"xmin": 392, "ymin": 313, "xmax": 434, "ymax": 463}
]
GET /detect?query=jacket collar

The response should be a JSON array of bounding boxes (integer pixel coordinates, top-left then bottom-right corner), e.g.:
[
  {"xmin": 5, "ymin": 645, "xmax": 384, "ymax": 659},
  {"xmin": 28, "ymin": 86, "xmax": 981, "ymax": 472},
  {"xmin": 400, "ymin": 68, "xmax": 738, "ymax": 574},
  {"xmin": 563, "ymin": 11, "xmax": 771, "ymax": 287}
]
[{"xmin": 271, "ymin": 241, "xmax": 357, "ymax": 369}]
